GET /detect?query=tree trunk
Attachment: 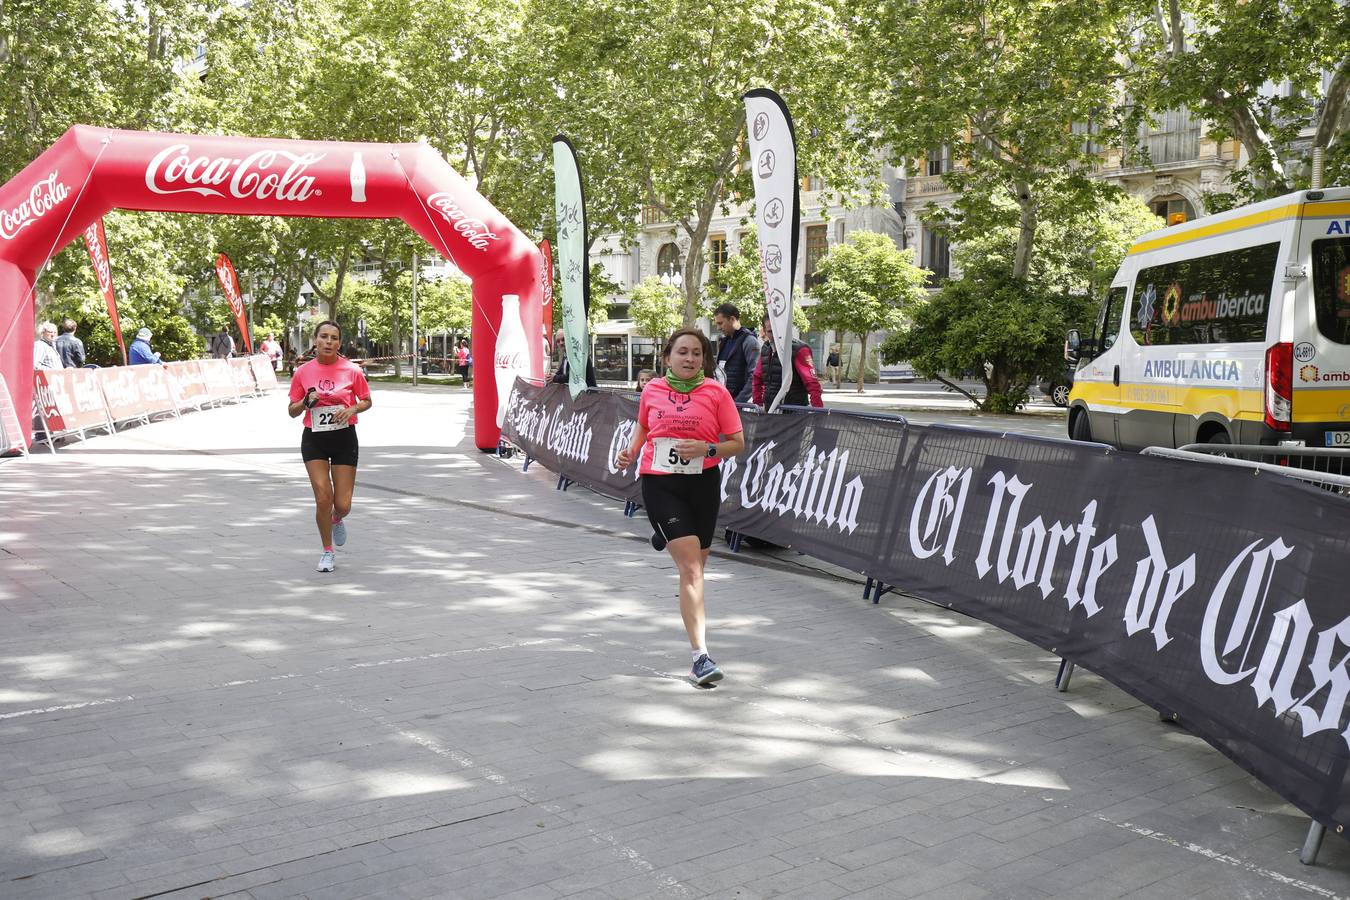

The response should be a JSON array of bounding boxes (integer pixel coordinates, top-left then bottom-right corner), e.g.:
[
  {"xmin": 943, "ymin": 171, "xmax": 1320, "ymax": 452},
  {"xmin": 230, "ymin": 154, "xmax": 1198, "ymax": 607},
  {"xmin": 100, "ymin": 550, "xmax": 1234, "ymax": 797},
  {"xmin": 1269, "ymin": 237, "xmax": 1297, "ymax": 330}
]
[
  {"xmin": 392, "ymin": 303, "xmax": 401, "ymax": 378},
  {"xmin": 855, "ymin": 332, "xmax": 867, "ymax": 393},
  {"xmin": 1012, "ymin": 183, "xmax": 1037, "ymax": 280},
  {"xmin": 1314, "ymin": 57, "xmax": 1350, "ymax": 151}
]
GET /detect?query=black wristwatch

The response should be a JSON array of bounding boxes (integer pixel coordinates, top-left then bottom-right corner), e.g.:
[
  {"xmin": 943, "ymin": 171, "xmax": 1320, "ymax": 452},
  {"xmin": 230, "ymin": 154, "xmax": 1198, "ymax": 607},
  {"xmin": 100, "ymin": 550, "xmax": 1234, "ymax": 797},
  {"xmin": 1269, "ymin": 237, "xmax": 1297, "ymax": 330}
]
[{"xmin": 706, "ymin": 442, "xmax": 718, "ymax": 458}]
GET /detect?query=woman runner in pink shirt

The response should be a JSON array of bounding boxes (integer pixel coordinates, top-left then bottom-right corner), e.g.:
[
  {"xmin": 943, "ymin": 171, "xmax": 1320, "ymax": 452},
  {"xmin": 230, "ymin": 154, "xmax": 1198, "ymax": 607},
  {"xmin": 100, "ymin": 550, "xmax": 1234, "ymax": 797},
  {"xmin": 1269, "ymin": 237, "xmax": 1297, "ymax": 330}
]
[
  {"xmin": 287, "ymin": 321, "xmax": 373, "ymax": 573},
  {"xmin": 617, "ymin": 328, "xmax": 745, "ymax": 685}
]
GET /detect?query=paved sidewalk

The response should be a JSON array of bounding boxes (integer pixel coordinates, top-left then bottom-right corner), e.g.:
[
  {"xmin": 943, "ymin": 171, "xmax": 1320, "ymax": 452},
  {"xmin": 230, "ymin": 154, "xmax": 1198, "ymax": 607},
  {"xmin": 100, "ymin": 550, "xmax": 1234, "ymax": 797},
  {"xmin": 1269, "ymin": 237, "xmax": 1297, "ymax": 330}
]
[{"xmin": 0, "ymin": 385, "xmax": 1346, "ymax": 900}]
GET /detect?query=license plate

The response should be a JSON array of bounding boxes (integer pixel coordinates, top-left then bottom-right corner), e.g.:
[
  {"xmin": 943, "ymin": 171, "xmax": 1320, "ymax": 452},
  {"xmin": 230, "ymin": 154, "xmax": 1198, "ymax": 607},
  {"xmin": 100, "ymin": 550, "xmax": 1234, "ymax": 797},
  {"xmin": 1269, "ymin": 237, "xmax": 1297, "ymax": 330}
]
[{"xmin": 1325, "ymin": 431, "xmax": 1350, "ymax": 447}]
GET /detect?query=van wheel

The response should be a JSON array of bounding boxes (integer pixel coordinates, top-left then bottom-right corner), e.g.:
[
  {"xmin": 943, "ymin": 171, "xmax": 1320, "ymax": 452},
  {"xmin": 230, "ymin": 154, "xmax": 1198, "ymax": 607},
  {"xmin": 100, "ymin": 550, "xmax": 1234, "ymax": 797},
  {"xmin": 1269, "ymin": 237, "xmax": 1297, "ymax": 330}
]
[
  {"xmin": 1070, "ymin": 411, "xmax": 1092, "ymax": 442},
  {"xmin": 1203, "ymin": 429, "xmax": 1232, "ymax": 458},
  {"xmin": 1050, "ymin": 384, "xmax": 1070, "ymax": 407}
]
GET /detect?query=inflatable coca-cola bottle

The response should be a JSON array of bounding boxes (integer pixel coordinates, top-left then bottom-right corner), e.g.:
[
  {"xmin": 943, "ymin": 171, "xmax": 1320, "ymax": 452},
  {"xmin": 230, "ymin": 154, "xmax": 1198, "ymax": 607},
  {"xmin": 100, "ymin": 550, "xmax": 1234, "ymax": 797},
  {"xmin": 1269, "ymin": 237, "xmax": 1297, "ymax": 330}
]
[{"xmin": 494, "ymin": 294, "xmax": 529, "ymax": 427}]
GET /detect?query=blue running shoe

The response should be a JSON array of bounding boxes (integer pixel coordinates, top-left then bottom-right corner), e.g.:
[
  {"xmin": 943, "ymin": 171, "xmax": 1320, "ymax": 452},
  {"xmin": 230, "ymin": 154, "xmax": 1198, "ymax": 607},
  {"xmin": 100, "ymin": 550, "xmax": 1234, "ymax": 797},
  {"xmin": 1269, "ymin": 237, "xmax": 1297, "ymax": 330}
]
[
  {"xmin": 333, "ymin": 519, "xmax": 347, "ymax": 547},
  {"xmin": 690, "ymin": 654, "xmax": 723, "ymax": 685}
]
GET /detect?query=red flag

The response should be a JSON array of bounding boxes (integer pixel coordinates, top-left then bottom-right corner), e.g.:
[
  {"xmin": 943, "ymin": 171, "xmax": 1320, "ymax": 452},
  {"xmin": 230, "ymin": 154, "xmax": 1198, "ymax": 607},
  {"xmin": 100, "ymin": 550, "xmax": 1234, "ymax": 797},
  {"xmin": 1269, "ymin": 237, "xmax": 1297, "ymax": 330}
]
[
  {"xmin": 539, "ymin": 239, "xmax": 554, "ymax": 353},
  {"xmin": 213, "ymin": 253, "xmax": 252, "ymax": 354},
  {"xmin": 82, "ymin": 219, "xmax": 126, "ymax": 365}
]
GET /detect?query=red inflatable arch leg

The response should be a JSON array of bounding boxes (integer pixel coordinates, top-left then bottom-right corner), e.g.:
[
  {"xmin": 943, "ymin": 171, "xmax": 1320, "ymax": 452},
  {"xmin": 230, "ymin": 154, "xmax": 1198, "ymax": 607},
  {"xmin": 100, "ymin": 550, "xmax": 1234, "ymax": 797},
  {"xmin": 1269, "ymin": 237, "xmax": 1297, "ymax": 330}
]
[{"xmin": 0, "ymin": 125, "xmax": 544, "ymax": 449}]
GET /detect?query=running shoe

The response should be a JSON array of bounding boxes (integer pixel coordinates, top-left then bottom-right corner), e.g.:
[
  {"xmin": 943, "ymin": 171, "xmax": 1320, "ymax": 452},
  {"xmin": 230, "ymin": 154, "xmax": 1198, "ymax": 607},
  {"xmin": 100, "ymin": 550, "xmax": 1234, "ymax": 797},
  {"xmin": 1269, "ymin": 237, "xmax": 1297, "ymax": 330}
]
[
  {"xmin": 332, "ymin": 519, "xmax": 347, "ymax": 547},
  {"xmin": 316, "ymin": 550, "xmax": 336, "ymax": 572},
  {"xmin": 690, "ymin": 654, "xmax": 723, "ymax": 685}
]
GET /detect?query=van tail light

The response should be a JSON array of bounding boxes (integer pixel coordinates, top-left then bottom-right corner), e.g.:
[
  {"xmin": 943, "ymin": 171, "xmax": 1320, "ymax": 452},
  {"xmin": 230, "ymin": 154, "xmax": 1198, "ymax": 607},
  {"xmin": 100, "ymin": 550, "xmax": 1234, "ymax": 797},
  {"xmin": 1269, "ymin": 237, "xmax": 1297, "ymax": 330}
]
[{"xmin": 1265, "ymin": 342, "xmax": 1293, "ymax": 432}]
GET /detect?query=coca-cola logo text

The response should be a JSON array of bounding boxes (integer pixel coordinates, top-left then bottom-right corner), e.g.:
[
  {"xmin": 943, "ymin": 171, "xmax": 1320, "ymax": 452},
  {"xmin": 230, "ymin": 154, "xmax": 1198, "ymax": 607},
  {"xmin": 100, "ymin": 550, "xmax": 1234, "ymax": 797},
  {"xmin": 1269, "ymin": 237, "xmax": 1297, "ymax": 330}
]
[
  {"xmin": 1, "ymin": 173, "xmax": 70, "ymax": 241},
  {"xmin": 427, "ymin": 193, "xmax": 500, "ymax": 251},
  {"xmin": 146, "ymin": 144, "xmax": 325, "ymax": 202},
  {"xmin": 494, "ymin": 350, "xmax": 527, "ymax": 370}
]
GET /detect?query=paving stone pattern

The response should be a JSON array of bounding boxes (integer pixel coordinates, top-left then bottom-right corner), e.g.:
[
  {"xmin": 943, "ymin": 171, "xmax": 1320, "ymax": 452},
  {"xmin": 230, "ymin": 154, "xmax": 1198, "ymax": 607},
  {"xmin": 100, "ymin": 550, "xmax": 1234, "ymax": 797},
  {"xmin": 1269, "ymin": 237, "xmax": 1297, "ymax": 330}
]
[{"xmin": 0, "ymin": 385, "xmax": 1347, "ymax": 899}]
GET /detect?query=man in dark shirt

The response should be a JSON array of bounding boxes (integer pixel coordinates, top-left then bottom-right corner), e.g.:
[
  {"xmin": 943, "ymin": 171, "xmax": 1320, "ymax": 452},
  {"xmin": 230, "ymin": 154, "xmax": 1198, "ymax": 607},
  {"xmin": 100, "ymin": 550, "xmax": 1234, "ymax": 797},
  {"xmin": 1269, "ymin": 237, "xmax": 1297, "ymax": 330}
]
[
  {"xmin": 55, "ymin": 319, "xmax": 85, "ymax": 368},
  {"xmin": 713, "ymin": 303, "xmax": 761, "ymax": 403}
]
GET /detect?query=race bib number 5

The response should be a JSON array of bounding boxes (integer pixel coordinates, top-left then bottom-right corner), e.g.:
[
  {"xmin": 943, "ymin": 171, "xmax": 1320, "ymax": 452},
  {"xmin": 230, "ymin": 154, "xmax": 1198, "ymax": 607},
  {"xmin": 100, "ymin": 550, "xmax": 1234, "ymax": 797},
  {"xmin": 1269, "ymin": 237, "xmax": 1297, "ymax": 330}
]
[
  {"xmin": 651, "ymin": 437, "xmax": 702, "ymax": 474},
  {"xmin": 311, "ymin": 405, "xmax": 349, "ymax": 433}
]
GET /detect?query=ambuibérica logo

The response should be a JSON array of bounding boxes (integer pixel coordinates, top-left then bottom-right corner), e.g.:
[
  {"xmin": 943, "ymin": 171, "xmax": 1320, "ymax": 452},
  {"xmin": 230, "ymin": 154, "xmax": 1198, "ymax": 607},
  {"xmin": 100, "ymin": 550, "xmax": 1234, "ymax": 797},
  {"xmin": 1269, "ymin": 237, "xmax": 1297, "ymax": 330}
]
[
  {"xmin": 145, "ymin": 144, "xmax": 325, "ymax": 202},
  {"xmin": 426, "ymin": 193, "xmax": 500, "ymax": 251},
  {"xmin": 0, "ymin": 172, "xmax": 70, "ymax": 240}
]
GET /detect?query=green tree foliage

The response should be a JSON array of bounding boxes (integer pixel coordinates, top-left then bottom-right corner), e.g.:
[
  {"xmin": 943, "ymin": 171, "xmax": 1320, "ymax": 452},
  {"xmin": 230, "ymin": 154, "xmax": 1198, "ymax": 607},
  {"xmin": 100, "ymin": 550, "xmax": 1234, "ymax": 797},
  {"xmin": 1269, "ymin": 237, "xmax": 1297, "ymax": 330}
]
[
  {"xmin": 810, "ymin": 232, "xmax": 929, "ymax": 393},
  {"xmin": 577, "ymin": 0, "xmax": 879, "ymax": 324},
  {"xmin": 1143, "ymin": 0, "xmax": 1350, "ymax": 200},
  {"xmin": 883, "ymin": 196, "xmax": 1157, "ymax": 411},
  {"xmin": 628, "ymin": 276, "xmax": 686, "ymax": 354},
  {"xmin": 859, "ymin": 0, "xmax": 1140, "ymax": 279}
]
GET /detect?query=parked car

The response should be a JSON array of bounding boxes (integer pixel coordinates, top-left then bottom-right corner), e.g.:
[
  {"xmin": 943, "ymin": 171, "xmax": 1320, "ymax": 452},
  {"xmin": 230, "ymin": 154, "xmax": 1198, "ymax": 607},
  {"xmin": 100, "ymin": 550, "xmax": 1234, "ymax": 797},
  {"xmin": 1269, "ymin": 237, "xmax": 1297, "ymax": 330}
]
[{"xmin": 1038, "ymin": 364, "xmax": 1074, "ymax": 407}]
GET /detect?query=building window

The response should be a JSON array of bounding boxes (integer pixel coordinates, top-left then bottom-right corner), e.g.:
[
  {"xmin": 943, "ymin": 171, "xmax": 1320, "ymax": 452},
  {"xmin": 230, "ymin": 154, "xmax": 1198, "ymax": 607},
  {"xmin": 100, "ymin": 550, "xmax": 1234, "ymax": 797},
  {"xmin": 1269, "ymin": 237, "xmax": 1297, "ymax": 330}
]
[
  {"xmin": 923, "ymin": 227, "xmax": 950, "ymax": 283},
  {"xmin": 709, "ymin": 234, "xmax": 728, "ymax": 272},
  {"xmin": 1150, "ymin": 194, "xmax": 1197, "ymax": 226},
  {"xmin": 656, "ymin": 242, "xmax": 681, "ymax": 279},
  {"xmin": 805, "ymin": 224, "xmax": 828, "ymax": 290},
  {"xmin": 1137, "ymin": 106, "xmax": 1201, "ymax": 165},
  {"xmin": 802, "ymin": 176, "xmax": 825, "ymax": 192},
  {"xmin": 926, "ymin": 146, "xmax": 950, "ymax": 176}
]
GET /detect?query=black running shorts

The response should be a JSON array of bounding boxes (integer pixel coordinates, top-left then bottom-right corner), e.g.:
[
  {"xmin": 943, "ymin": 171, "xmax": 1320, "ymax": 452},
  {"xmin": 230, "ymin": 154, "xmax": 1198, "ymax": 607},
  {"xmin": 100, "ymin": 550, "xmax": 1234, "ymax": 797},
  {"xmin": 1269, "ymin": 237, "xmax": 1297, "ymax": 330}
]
[
  {"xmin": 641, "ymin": 466, "xmax": 722, "ymax": 550},
  {"xmin": 301, "ymin": 426, "xmax": 359, "ymax": 467}
]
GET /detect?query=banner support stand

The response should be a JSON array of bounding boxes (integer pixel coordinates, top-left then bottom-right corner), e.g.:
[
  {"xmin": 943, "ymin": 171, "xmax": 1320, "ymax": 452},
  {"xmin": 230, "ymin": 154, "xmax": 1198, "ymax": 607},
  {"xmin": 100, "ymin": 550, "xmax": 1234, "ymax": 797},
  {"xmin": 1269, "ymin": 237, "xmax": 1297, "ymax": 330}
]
[
  {"xmin": 623, "ymin": 500, "xmax": 638, "ymax": 518},
  {"xmin": 557, "ymin": 474, "xmax": 573, "ymax": 492},
  {"xmin": 1301, "ymin": 821, "xmax": 1326, "ymax": 865},
  {"xmin": 1055, "ymin": 659, "xmax": 1076, "ymax": 692},
  {"xmin": 522, "ymin": 455, "xmax": 534, "ymax": 473}
]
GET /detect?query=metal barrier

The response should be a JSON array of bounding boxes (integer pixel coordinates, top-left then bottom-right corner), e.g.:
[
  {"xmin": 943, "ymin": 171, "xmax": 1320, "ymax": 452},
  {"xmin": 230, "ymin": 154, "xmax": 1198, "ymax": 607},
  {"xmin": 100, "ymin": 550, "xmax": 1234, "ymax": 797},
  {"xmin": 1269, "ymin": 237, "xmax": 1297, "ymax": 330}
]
[
  {"xmin": 1141, "ymin": 444, "xmax": 1350, "ymax": 495},
  {"xmin": 1137, "ymin": 441, "xmax": 1350, "ymax": 864}
]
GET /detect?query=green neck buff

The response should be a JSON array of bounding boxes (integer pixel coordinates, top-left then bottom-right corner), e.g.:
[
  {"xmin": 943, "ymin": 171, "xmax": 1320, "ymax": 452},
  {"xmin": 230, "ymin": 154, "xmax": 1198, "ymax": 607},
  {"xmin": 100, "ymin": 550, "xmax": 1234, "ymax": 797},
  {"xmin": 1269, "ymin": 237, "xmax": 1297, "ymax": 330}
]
[{"xmin": 664, "ymin": 370, "xmax": 705, "ymax": 393}]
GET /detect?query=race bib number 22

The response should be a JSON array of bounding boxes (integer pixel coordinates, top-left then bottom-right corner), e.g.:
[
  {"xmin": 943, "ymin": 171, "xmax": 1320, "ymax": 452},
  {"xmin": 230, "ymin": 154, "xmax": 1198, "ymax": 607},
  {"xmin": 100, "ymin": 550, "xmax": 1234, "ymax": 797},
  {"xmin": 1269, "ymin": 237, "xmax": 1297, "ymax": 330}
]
[{"xmin": 311, "ymin": 405, "xmax": 349, "ymax": 433}]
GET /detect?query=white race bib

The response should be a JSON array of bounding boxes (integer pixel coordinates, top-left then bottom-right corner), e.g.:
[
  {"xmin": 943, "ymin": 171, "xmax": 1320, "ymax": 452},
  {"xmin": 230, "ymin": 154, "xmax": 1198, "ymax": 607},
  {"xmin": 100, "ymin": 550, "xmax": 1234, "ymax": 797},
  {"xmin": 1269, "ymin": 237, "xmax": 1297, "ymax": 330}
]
[
  {"xmin": 311, "ymin": 405, "xmax": 349, "ymax": 433},
  {"xmin": 650, "ymin": 437, "xmax": 702, "ymax": 474}
]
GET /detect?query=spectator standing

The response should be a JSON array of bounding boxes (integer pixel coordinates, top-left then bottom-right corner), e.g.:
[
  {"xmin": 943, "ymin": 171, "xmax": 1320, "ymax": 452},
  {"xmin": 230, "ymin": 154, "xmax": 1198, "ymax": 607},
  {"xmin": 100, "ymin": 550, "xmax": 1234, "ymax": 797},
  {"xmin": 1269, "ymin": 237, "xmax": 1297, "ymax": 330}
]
[
  {"xmin": 33, "ymin": 322, "xmax": 60, "ymax": 370},
  {"xmin": 455, "ymin": 341, "xmax": 469, "ymax": 381},
  {"xmin": 55, "ymin": 319, "xmax": 86, "ymax": 368},
  {"xmin": 260, "ymin": 334, "xmax": 283, "ymax": 371},
  {"xmin": 129, "ymin": 328, "xmax": 162, "ymax": 365},
  {"xmin": 636, "ymin": 369, "xmax": 656, "ymax": 390},
  {"xmin": 209, "ymin": 329, "xmax": 234, "ymax": 359},
  {"xmin": 712, "ymin": 302, "xmax": 761, "ymax": 403},
  {"xmin": 826, "ymin": 344, "xmax": 842, "ymax": 388},
  {"xmin": 752, "ymin": 314, "xmax": 823, "ymax": 409}
]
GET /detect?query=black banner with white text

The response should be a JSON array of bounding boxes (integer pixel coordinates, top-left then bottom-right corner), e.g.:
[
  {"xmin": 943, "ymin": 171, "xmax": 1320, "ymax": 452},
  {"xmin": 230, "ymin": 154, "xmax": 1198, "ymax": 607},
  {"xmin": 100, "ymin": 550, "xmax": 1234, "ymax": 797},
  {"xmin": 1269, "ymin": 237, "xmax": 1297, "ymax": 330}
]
[{"xmin": 503, "ymin": 380, "xmax": 1350, "ymax": 831}]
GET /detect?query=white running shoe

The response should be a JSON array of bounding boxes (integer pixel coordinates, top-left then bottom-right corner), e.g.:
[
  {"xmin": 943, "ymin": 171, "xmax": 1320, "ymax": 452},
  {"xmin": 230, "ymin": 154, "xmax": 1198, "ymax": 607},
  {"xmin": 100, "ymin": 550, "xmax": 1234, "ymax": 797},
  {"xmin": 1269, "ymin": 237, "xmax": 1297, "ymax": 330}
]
[
  {"xmin": 332, "ymin": 519, "xmax": 347, "ymax": 547},
  {"xmin": 316, "ymin": 550, "xmax": 336, "ymax": 572}
]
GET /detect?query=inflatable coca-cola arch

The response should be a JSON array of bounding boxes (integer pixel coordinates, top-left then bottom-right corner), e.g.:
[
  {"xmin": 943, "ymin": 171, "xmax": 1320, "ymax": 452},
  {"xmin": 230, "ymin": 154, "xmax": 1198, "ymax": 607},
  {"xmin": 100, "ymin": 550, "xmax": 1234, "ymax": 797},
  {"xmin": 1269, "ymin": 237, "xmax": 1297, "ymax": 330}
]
[{"xmin": 0, "ymin": 125, "xmax": 546, "ymax": 450}]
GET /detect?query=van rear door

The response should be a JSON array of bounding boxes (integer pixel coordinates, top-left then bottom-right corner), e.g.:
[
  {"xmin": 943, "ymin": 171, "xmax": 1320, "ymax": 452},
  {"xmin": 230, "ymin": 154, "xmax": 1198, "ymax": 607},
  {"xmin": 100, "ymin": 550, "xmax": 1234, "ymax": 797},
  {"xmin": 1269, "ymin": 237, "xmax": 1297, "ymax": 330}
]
[{"xmin": 1296, "ymin": 197, "xmax": 1350, "ymax": 445}]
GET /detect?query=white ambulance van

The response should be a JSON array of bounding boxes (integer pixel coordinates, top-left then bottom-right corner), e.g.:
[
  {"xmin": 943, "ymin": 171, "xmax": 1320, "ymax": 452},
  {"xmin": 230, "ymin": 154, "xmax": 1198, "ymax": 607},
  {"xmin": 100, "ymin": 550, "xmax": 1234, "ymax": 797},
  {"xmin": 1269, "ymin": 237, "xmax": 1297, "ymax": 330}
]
[{"xmin": 1067, "ymin": 187, "xmax": 1350, "ymax": 450}]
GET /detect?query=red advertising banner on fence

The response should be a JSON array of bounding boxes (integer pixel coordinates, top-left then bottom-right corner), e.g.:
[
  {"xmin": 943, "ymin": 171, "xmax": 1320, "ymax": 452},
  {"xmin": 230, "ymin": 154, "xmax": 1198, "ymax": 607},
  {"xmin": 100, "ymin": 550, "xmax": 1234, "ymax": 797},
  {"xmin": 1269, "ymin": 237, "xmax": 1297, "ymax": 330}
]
[
  {"xmin": 33, "ymin": 369, "xmax": 111, "ymax": 436},
  {"xmin": 164, "ymin": 360, "xmax": 209, "ymax": 409},
  {"xmin": 198, "ymin": 358, "xmax": 238, "ymax": 403},
  {"xmin": 133, "ymin": 364, "xmax": 177, "ymax": 418},
  {"xmin": 229, "ymin": 357, "xmax": 257, "ymax": 395},
  {"xmin": 97, "ymin": 366, "xmax": 148, "ymax": 424},
  {"xmin": 248, "ymin": 353, "xmax": 279, "ymax": 391},
  {"xmin": 214, "ymin": 253, "xmax": 252, "ymax": 354},
  {"xmin": 82, "ymin": 219, "xmax": 127, "ymax": 365}
]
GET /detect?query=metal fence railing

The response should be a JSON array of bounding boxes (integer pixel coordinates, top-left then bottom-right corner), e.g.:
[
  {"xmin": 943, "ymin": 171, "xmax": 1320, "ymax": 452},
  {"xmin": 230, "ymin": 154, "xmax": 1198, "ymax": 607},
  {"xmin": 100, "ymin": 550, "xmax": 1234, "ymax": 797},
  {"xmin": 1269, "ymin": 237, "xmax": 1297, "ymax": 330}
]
[{"xmin": 1140, "ymin": 444, "xmax": 1350, "ymax": 496}]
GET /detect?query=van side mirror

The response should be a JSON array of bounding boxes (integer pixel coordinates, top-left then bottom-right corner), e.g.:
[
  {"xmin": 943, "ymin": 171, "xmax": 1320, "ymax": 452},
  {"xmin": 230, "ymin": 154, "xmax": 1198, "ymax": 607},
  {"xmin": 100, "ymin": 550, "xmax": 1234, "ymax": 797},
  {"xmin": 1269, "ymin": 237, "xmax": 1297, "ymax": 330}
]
[{"xmin": 1065, "ymin": 329, "xmax": 1081, "ymax": 363}]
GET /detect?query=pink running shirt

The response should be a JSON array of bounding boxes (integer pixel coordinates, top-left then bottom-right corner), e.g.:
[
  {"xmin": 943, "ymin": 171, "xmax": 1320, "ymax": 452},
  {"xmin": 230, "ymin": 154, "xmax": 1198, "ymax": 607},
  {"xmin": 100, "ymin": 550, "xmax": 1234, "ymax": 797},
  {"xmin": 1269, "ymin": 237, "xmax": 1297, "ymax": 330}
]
[
  {"xmin": 289, "ymin": 358, "xmax": 371, "ymax": 428},
  {"xmin": 637, "ymin": 377, "xmax": 743, "ymax": 476}
]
